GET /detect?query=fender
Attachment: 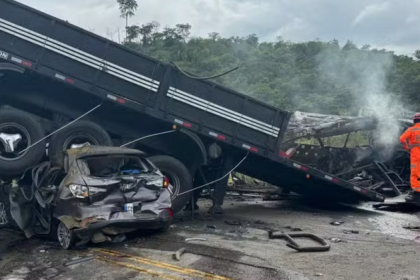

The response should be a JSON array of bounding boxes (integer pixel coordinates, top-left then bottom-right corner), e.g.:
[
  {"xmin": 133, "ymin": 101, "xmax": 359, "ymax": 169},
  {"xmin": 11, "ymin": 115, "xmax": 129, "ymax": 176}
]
[
  {"xmin": 0, "ymin": 62, "xmax": 26, "ymax": 75},
  {"xmin": 179, "ymin": 128, "xmax": 208, "ymax": 165}
]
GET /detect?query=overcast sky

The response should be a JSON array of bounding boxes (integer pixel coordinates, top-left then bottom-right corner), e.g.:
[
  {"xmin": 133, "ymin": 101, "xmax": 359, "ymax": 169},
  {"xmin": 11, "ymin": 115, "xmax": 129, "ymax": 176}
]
[{"xmin": 18, "ymin": 0, "xmax": 420, "ymax": 55}]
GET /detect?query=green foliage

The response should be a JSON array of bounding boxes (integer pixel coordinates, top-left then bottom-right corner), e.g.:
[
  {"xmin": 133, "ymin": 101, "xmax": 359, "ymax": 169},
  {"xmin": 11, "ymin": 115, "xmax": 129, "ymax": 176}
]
[
  {"xmin": 122, "ymin": 22, "xmax": 420, "ymax": 113},
  {"xmin": 117, "ymin": 0, "xmax": 138, "ymax": 31}
]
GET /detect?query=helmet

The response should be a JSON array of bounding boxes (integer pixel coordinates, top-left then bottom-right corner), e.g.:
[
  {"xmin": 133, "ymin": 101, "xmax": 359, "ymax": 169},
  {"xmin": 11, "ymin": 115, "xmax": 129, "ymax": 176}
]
[{"xmin": 413, "ymin": 113, "xmax": 420, "ymax": 121}]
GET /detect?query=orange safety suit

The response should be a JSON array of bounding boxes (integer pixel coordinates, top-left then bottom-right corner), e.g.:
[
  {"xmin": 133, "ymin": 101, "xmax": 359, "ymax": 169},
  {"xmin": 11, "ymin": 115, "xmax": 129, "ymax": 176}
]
[{"xmin": 400, "ymin": 123, "xmax": 420, "ymax": 193}]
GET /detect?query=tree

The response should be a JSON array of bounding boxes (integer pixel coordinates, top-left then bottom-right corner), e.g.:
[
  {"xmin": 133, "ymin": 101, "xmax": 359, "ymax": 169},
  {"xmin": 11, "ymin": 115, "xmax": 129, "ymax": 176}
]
[
  {"xmin": 175, "ymin": 24, "xmax": 192, "ymax": 42},
  {"xmin": 125, "ymin": 25, "xmax": 141, "ymax": 42},
  {"xmin": 414, "ymin": 50, "xmax": 420, "ymax": 60},
  {"xmin": 117, "ymin": 0, "xmax": 138, "ymax": 29},
  {"xmin": 208, "ymin": 32, "xmax": 221, "ymax": 41},
  {"xmin": 139, "ymin": 22, "xmax": 160, "ymax": 46},
  {"xmin": 121, "ymin": 21, "xmax": 420, "ymax": 113}
]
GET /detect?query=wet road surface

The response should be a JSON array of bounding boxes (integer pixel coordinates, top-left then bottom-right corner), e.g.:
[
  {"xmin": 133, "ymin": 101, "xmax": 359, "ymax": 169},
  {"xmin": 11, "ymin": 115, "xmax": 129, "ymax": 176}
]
[{"xmin": 1, "ymin": 195, "xmax": 420, "ymax": 280}]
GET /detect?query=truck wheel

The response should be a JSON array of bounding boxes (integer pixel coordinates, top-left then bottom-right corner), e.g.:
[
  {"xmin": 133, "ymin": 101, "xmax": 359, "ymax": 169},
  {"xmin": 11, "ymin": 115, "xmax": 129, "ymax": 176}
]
[
  {"xmin": 0, "ymin": 110, "xmax": 45, "ymax": 175},
  {"xmin": 49, "ymin": 121, "xmax": 113, "ymax": 166},
  {"xmin": 148, "ymin": 155, "xmax": 192, "ymax": 214}
]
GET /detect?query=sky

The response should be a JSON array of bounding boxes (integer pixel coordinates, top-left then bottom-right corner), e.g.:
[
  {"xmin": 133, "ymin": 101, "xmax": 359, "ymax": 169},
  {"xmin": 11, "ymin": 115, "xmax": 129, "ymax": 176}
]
[{"xmin": 18, "ymin": 0, "xmax": 420, "ymax": 55}]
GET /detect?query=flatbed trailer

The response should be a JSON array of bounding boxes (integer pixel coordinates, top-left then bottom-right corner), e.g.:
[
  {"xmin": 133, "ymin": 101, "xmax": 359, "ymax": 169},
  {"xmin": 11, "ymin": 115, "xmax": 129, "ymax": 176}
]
[{"xmin": 0, "ymin": 0, "xmax": 385, "ymax": 213}]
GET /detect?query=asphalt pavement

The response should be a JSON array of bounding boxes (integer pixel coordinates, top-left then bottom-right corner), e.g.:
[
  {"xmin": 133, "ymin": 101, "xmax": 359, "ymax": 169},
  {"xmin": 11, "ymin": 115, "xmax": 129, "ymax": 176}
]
[{"xmin": 1, "ymin": 194, "xmax": 420, "ymax": 280}]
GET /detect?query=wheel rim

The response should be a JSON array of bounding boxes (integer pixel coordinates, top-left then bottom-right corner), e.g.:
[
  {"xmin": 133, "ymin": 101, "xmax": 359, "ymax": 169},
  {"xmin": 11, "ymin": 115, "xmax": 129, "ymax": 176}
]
[
  {"xmin": 57, "ymin": 222, "xmax": 72, "ymax": 249},
  {"xmin": 0, "ymin": 123, "xmax": 31, "ymax": 161},
  {"xmin": 0, "ymin": 202, "xmax": 8, "ymax": 225},
  {"xmin": 62, "ymin": 134, "xmax": 99, "ymax": 151},
  {"xmin": 162, "ymin": 170, "xmax": 181, "ymax": 200}
]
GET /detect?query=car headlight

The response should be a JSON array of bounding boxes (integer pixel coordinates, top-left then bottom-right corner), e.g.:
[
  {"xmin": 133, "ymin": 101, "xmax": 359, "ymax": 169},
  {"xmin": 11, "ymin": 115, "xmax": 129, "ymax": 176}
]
[
  {"xmin": 69, "ymin": 184, "xmax": 107, "ymax": 198},
  {"xmin": 146, "ymin": 178, "xmax": 164, "ymax": 187},
  {"xmin": 69, "ymin": 184, "xmax": 88, "ymax": 198},
  {"xmin": 88, "ymin": 186, "xmax": 107, "ymax": 195}
]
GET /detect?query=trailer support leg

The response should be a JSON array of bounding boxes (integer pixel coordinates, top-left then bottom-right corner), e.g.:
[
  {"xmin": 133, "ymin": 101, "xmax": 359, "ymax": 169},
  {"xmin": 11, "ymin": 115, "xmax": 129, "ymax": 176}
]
[{"xmin": 209, "ymin": 155, "xmax": 234, "ymax": 215}]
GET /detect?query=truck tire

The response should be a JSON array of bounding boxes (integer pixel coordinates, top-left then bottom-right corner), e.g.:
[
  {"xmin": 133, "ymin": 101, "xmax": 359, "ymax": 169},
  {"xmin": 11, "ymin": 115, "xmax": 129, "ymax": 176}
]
[
  {"xmin": 148, "ymin": 155, "xmax": 192, "ymax": 214},
  {"xmin": 49, "ymin": 120, "xmax": 113, "ymax": 167},
  {"xmin": 0, "ymin": 110, "xmax": 45, "ymax": 175}
]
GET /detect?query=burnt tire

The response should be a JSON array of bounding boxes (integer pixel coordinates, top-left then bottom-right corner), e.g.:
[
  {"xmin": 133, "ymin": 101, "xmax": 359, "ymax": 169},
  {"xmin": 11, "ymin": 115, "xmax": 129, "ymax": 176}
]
[
  {"xmin": 0, "ymin": 110, "xmax": 45, "ymax": 175},
  {"xmin": 148, "ymin": 155, "xmax": 192, "ymax": 214},
  {"xmin": 49, "ymin": 121, "xmax": 113, "ymax": 167}
]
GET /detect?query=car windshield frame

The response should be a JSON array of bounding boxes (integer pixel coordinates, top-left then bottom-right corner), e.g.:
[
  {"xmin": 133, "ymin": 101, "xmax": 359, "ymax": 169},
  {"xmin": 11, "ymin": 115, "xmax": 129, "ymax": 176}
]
[{"xmin": 76, "ymin": 154, "xmax": 155, "ymax": 178}]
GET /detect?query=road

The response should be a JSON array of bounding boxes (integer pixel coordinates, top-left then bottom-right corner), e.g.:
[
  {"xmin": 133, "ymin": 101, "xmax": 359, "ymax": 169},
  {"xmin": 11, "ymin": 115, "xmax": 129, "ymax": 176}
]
[{"xmin": 1, "ymin": 194, "xmax": 420, "ymax": 280}]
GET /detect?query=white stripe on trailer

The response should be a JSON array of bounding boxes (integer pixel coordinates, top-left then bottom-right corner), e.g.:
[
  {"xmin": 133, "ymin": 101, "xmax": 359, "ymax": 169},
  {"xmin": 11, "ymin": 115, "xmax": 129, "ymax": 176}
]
[
  {"xmin": 167, "ymin": 87, "xmax": 280, "ymax": 137},
  {"xmin": 107, "ymin": 94, "xmax": 117, "ymax": 101},
  {"xmin": 286, "ymin": 148, "xmax": 295, "ymax": 155},
  {"xmin": 55, "ymin": 74, "xmax": 66, "ymax": 81},
  {"xmin": 11, "ymin": 57, "xmax": 22, "ymax": 64},
  {"xmin": 325, "ymin": 175, "xmax": 333, "ymax": 181},
  {"xmin": 174, "ymin": 119, "xmax": 184, "ymax": 125},
  {"xmin": 168, "ymin": 87, "xmax": 280, "ymax": 134},
  {"xmin": 354, "ymin": 186, "xmax": 361, "ymax": 191},
  {"xmin": 0, "ymin": 18, "xmax": 160, "ymax": 91},
  {"xmin": 209, "ymin": 132, "xmax": 218, "ymax": 137},
  {"xmin": 293, "ymin": 163, "xmax": 302, "ymax": 169},
  {"xmin": 242, "ymin": 144, "xmax": 251, "ymax": 150}
]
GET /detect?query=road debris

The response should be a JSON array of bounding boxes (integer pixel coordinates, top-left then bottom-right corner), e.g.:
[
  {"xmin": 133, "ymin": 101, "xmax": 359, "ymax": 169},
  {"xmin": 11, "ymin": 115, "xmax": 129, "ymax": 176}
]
[
  {"xmin": 343, "ymin": 230, "xmax": 359, "ymax": 234},
  {"xmin": 185, "ymin": 238, "xmax": 207, "ymax": 242},
  {"xmin": 268, "ymin": 231, "xmax": 330, "ymax": 252},
  {"xmin": 207, "ymin": 225, "xmax": 217, "ymax": 229},
  {"xmin": 402, "ymin": 225, "xmax": 420, "ymax": 231},
  {"xmin": 172, "ymin": 247, "xmax": 187, "ymax": 261},
  {"xmin": 224, "ymin": 220, "xmax": 242, "ymax": 226},
  {"xmin": 64, "ymin": 256, "xmax": 95, "ymax": 266},
  {"xmin": 314, "ymin": 273, "xmax": 324, "ymax": 276},
  {"xmin": 328, "ymin": 238, "xmax": 347, "ymax": 243},
  {"xmin": 330, "ymin": 221, "xmax": 344, "ymax": 226},
  {"xmin": 285, "ymin": 226, "xmax": 303, "ymax": 232}
]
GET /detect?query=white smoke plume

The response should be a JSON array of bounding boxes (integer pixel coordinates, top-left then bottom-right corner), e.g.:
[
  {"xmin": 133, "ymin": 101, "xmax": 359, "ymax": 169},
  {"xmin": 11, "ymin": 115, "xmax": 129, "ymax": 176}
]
[{"xmin": 316, "ymin": 47, "xmax": 407, "ymax": 160}]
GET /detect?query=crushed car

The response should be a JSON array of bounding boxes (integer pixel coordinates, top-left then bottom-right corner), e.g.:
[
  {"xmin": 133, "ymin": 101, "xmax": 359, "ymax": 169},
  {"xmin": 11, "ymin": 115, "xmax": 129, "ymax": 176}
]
[{"xmin": 0, "ymin": 146, "xmax": 173, "ymax": 249}]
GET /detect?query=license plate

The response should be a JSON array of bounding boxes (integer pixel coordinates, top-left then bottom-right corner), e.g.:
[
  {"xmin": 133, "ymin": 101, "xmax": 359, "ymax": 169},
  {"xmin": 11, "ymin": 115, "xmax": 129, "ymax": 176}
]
[{"xmin": 124, "ymin": 203, "xmax": 134, "ymax": 215}]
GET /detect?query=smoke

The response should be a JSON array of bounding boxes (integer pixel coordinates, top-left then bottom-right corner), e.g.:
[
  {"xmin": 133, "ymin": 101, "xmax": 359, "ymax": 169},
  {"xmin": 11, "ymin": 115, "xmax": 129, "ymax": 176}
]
[{"xmin": 316, "ymin": 47, "xmax": 406, "ymax": 160}]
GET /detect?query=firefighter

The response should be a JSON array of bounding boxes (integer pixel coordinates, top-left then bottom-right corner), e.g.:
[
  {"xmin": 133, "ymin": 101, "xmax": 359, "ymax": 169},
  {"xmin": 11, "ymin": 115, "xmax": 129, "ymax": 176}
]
[{"xmin": 400, "ymin": 113, "xmax": 420, "ymax": 202}]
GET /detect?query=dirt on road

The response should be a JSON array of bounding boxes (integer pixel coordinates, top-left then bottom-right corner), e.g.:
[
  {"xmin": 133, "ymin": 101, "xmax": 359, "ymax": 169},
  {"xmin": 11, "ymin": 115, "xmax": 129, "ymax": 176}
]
[{"xmin": 1, "ymin": 194, "xmax": 420, "ymax": 280}]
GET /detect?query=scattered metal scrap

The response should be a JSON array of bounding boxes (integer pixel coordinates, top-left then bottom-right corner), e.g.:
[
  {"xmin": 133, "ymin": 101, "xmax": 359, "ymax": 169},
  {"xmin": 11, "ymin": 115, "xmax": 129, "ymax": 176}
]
[
  {"xmin": 343, "ymin": 230, "xmax": 359, "ymax": 234},
  {"xmin": 185, "ymin": 238, "xmax": 207, "ymax": 242},
  {"xmin": 402, "ymin": 225, "xmax": 420, "ymax": 231},
  {"xmin": 268, "ymin": 231, "xmax": 330, "ymax": 252},
  {"xmin": 64, "ymin": 256, "xmax": 95, "ymax": 266},
  {"xmin": 172, "ymin": 247, "xmax": 187, "ymax": 261},
  {"xmin": 225, "ymin": 220, "xmax": 242, "ymax": 226}
]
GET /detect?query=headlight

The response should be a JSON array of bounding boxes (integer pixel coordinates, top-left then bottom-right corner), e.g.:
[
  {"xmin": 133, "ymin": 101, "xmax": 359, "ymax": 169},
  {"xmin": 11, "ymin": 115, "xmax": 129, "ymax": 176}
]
[
  {"xmin": 146, "ymin": 178, "xmax": 164, "ymax": 187},
  {"xmin": 69, "ymin": 184, "xmax": 88, "ymax": 198},
  {"xmin": 69, "ymin": 184, "xmax": 107, "ymax": 198},
  {"xmin": 88, "ymin": 186, "xmax": 107, "ymax": 195}
]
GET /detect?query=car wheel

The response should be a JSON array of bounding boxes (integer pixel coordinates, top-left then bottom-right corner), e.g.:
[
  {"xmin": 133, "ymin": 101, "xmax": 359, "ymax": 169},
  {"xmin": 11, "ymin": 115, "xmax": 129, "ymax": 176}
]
[
  {"xmin": 0, "ymin": 110, "xmax": 46, "ymax": 175},
  {"xmin": 148, "ymin": 155, "xmax": 192, "ymax": 214},
  {"xmin": 0, "ymin": 201, "xmax": 9, "ymax": 228},
  {"xmin": 49, "ymin": 121, "xmax": 113, "ymax": 167},
  {"xmin": 57, "ymin": 221, "xmax": 76, "ymax": 250}
]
